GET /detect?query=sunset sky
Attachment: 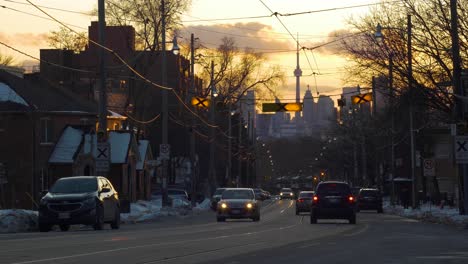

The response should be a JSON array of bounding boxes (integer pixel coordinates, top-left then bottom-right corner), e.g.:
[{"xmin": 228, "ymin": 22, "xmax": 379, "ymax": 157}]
[{"xmin": 0, "ymin": 0, "xmax": 381, "ymax": 100}]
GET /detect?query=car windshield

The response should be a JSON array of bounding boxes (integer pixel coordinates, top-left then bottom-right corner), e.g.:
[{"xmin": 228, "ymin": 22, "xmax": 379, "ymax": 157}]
[
  {"xmin": 299, "ymin": 192, "xmax": 314, "ymax": 198},
  {"xmin": 317, "ymin": 183, "xmax": 350, "ymax": 195},
  {"xmin": 222, "ymin": 190, "xmax": 254, "ymax": 200},
  {"xmin": 49, "ymin": 178, "xmax": 98, "ymax": 194},
  {"xmin": 214, "ymin": 188, "xmax": 225, "ymax": 195},
  {"xmin": 360, "ymin": 190, "xmax": 380, "ymax": 197},
  {"xmin": 281, "ymin": 188, "xmax": 292, "ymax": 192}
]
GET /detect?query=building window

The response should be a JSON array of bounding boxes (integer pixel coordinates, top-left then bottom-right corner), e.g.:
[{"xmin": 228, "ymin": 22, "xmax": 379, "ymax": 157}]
[
  {"xmin": 120, "ymin": 80, "xmax": 127, "ymax": 90},
  {"xmin": 40, "ymin": 117, "xmax": 54, "ymax": 144}
]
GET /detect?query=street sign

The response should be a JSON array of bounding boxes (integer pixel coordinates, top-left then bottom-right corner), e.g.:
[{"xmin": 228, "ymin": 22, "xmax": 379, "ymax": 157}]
[
  {"xmin": 455, "ymin": 136, "xmax": 468, "ymax": 164},
  {"xmin": 262, "ymin": 103, "xmax": 303, "ymax": 112},
  {"xmin": 351, "ymin": 93, "xmax": 373, "ymax": 104},
  {"xmin": 96, "ymin": 142, "xmax": 110, "ymax": 172},
  {"xmin": 423, "ymin": 159, "xmax": 435, "ymax": 177},
  {"xmin": 191, "ymin": 97, "xmax": 210, "ymax": 108},
  {"xmin": 160, "ymin": 144, "xmax": 170, "ymax": 160}
]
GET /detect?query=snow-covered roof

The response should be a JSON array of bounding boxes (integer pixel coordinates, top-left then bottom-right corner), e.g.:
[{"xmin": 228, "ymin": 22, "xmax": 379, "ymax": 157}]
[
  {"xmin": 136, "ymin": 140, "xmax": 149, "ymax": 170},
  {"xmin": 109, "ymin": 132, "xmax": 131, "ymax": 163},
  {"xmin": 49, "ymin": 127, "xmax": 84, "ymax": 163},
  {"xmin": 0, "ymin": 82, "xmax": 29, "ymax": 106}
]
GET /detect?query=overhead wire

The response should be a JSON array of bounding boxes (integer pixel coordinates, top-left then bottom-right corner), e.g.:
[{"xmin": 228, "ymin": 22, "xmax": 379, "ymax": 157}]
[
  {"xmin": 2, "ymin": 0, "xmax": 93, "ymax": 16},
  {"xmin": 24, "ymin": 0, "xmax": 220, "ymax": 129},
  {"xmin": 126, "ymin": 113, "xmax": 161, "ymax": 124}
]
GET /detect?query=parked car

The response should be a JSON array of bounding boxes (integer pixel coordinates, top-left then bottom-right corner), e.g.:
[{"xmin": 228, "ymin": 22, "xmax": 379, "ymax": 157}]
[
  {"xmin": 211, "ymin": 188, "xmax": 227, "ymax": 210},
  {"xmin": 253, "ymin": 188, "xmax": 266, "ymax": 201},
  {"xmin": 295, "ymin": 191, "xmax": 315, "ymax": 215},
  {"xmin": 216, "ymin": 188, "xmax": 260, "ymax": 222},
  {"xmin": 279, "ymin": 188, "xmax": 294, "ymax": 199},
  {"xmin": 262, "ymin": 190, "xmax": 271, "ymax": 200},
  {"xmin": 38, "ymin": 176, "xmax": 120, "ymax": 232},
  {"xmin": 357, "ymin": 188, "xmax": 383, "ymax": 213},
  {"xmin": 310, "ymin": 181, "xmax": 357, "ymax": 224},
  {"xmin": 153, "ymin": 188, "xmax": 190, "ymax": 203}
]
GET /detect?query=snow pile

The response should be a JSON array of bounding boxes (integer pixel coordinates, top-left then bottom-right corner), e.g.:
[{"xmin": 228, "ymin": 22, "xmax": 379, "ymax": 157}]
[
  {"xmin": 383, "ymin": 200, "xmax": 468, "ymax": 228},
  {"xmin": 120, "ymin": 198, "xmax": 192, "ymax": 223},
  {"xmin": 194, "ymin": 198, "xmax": 211, "ymax": 211},
  {"xmin": 0, "ymin": 210, "xmax": 38, "ymax": 233}
]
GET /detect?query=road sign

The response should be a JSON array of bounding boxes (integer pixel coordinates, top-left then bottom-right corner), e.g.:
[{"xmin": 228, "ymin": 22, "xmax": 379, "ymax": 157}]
[
  {"xmin": 96, "ymin": 142, "xmax": 110, "ymax": 172},
  {"xmin": 191, "ymin": 97, "xmax": 210, "ymax": 108},
  {"xmin": 351, "ymin": 93, "xmax": 373, "ymax": 104},
  {"xmin": 423, "ymin": 159, "xmax": 435, "ymax": 177},
  {"xmin": 160, "ymin": 144, "xmax": 170, "ymax": 160},
  {"xmin": 262, "ymin": 103, "xmax": 303, "ymax": 112},
  {"xmin": 455, "ymin": 136, "xmax": 468, "ymax": 163}
]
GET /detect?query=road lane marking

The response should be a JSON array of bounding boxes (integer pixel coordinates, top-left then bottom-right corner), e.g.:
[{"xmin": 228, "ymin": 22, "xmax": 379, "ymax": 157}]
[
  {"xmin": 299, "ymin": 242, "xmax": 320, "ymax": 249},
  {"xmin": 343, "ymin": 223, "xmax": 369, "ymax": 237},
  {"xmin": 10, "ymin": 223, "xmax": 298, "ymax": 264}
]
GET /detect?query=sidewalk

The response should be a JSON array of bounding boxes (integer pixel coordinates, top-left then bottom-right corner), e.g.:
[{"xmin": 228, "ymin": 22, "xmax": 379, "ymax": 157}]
[{"xmin": 383, "ymin": 200, "xmax": 468, "ymax": 229}]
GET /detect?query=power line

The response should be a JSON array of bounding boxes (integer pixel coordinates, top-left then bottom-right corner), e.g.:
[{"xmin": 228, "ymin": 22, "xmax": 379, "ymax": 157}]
[
  {"xmin": 2, "ymin": 0, "xmax": 93, "ymax": 16},
  {"xmin": 280, "ymin": 1, "xmax": 403, "ymax": 17},
  {"xmin": 181, "ymin": 14, "xmax": 272, "ymax": 23}
]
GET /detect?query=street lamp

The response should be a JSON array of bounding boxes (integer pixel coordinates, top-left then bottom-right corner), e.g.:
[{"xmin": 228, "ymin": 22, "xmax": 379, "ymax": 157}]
[{"xmin": 171, "ymin": 36, "xmax": 180, "ymax": 55}]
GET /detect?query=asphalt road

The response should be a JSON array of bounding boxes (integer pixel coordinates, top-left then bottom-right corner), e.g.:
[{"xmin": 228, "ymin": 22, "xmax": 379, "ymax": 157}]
[{"xmin": 0, "ymin": 199, "xmax": 467, "ymax": 264}]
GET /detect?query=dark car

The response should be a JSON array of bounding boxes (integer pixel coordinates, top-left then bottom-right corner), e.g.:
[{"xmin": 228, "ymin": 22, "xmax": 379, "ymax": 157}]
[
  {"xmin": 279, "ymin": 188, "xmax": 294, "ymax": 199},
  {"xmin": 216, "ymin": 188, "xmax": 260, "ymax": 222},
  {"xmin": 357, "ymin": 188, "xmax": 383, "ymax": 213},
  {"xmin": 295, "ymin": 191, "xmax": 315, "ymax": 215},
  {"xmin": 253, "ymin": 188, "xmax": 266, "ymax": 201},
  {"xmin": 38, "ymin": 176, "xmax": 120, "ymax": 232},
  {"xmin": 310, "ymin": 181, "xmax": 357, "ymax": 224},
  {"xmin": 211, "ymin": 188, "xmax": 227, "ymax": 210}
]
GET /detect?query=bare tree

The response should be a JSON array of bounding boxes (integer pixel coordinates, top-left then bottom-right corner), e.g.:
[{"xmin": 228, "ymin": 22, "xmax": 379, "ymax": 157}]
[
  {"xmin": 47, "ymin": 27, "xmax": 87, "ymax": 53},
  {"xmin": 340, "ymin": 0, "xmax": 468, "ymax": 115},
  {"xmin": 0, "ymin": 52, "xmax": 15, "ymax": 66},
  {"xmin": 197, "ymin": 37, "xmax": 285, "ymax": 108}
]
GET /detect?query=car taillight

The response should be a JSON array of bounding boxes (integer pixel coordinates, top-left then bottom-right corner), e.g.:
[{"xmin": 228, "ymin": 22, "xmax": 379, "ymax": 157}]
[
  {"xmin": 348, "ymin": 196, "xmax": 355, "ymax": 202},
  {"xmin": 298, "ymin": 199, "xmax": 304, "ymax": 203},
  {"xmin": 312, "ymin": 196, "xmax": 319, "ymax": 203}
]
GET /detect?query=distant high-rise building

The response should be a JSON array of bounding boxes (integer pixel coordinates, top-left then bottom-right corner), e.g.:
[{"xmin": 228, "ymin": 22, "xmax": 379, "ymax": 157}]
[
  {"xmin": 303, "ymin": 87, "xmax": 315, "ymax": 126},
  {"xmin": 316, "ymin": 95, "xmax": 335, "ymax": 122}
]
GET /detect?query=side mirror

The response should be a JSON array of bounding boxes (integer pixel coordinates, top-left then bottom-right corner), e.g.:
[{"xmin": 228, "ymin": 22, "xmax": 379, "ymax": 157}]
[
  {"xmin": 41, "ymin": 190, "xmax": 48, "ymax": 197},
  {"xmin": 101, "ymin": 187, "xmax": 111, "ymax": 193}
]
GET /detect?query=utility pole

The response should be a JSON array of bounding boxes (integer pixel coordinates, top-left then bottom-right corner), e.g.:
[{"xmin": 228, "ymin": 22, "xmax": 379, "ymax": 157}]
[
  {"xmin": 389, "ymin": 53, "xmax": 396, "ymax": 205},
  {"xmin": 208, "ymin": 61, "xmax": 216, "ymax": 194},
  {"xmin": 246, "ymin": 111, "xmax": 251, "ymax": 186},
  {"xmin": 228, "ymin": 103, "xmax": 232, "ymax": 186},
  {"xmin": 407, "ymin": 14, "xmax": 418, "ymax": 209},
  {"xmin": 97, "ymin": 0, "xmax": 107, "ymax": 135},
  {"xmin": 237, "ymin": 103, "xmax": 242, "ymax": 187},
  {"xmin": 189, "ymin": 33, "xmax": 197, "ymax": 207},
  {"xmin": 160, "ymin": 0, "xmax": 169, "ymax": 206},
  {"xmin": 372, "ymin": 76, "xmax": 377, "ymax": 116},
  {"xmin": 450, "ymin": 0, "xmax": 467, "ymax": 214}
]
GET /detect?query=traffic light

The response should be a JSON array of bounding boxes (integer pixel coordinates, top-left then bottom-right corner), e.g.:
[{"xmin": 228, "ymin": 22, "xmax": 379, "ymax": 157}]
[
  {"xmin": 351, "ymin": 93, "xmax": 372, "ymax": 104},
  {"xmin": 191, "ymin": 97, "xmax": 210, "ymax": 108},
  {"xmin": 262, "ymin": 103, "xmax": 303, "ymax": 112}
]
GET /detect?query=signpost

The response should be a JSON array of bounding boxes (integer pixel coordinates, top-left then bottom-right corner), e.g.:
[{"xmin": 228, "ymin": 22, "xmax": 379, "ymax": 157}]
[
  {"xmin": 423, "ymin": 159, "xmax": 435, "ymax": 177},
  {"xmin": 455, "ymin": 136, "xmax": 468, "ymax": 164},
  {"xmin": 96, "ymin": 142, "xmax": 110, "ymax": 173},
  {"xmin": 351, "ymin": 92, "xmax": 373, "ymax": 104},
  {"xmin": 160, "ymin": 143, "xmax": 170, "ymax": 160}
]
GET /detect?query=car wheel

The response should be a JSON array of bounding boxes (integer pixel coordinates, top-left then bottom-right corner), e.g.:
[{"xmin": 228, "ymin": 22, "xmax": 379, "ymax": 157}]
[
  {"xmin": 59, "ymin": 224, "xmax": 70, "ymax": 232},
  {"xmin": 295, "ymin": 209, "xmax": 300, "ymax": 215},
  {"xmin": 377, "ymin": 207, "xmax": 383, "ymax": 214},
  {"xmin": 93, "ymin": 204, "xmax": 104, "ymax": 230},
  {"xmin": 216, "ymin": 216, "xmax": 226, "ymax": 222},
  {"xmin": 110, "ymin": 207, "xmax": 120, "ymax": 230},
  {"xmin": 39, "ymin": 223, "xmax": 51, "ymax": 232},
  {"xmin": 349, "ymin": 214, "xmax": 357, "ymax": 224}
]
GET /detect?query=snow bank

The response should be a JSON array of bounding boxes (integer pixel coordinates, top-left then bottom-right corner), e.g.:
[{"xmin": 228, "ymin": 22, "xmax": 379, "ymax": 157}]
[
  {"xmin": 120, "ymin": 198, "xmax": 192, "ymax": 223},
  {"xmin": 383, "ymin": 200, "xmax": 468, "ymax": 228},
  {"xmin": 0, "ymin": 209, "xmax": 38, "ymax": 233},
  {"xmin": 194, "ymin": 198, "xmax": 211, "ymax": 211}
]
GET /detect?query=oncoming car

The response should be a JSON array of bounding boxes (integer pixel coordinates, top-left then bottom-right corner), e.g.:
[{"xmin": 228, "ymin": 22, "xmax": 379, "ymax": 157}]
[
  {"xmin": 279, "ymin": 188, "xmax": 294, "ymax": 199},
  {"xmin": 216, "ymin": 188, "xmax": 260, "ymax": 222}
]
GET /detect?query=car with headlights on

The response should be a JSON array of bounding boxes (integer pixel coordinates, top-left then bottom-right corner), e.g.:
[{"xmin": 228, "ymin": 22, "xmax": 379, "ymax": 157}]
[
  {"xmin": 211, "ymin": 187, "xmax": 226, "ymax": 210},
  {"xmin": 279, "ymin": 188, "xmax": 294, "ymax": 199},
  {"xmin": 38, "ymin": 176, "xmax": 120, "ymax": 232},
  {"xmin": 295, "ymin": 191, "xmax": 315, "ymax": 215},
  {"xmin": 310, "ymin": 181, "xmax": 357, "ymax": 224},
  {"xmin": 216, "ymin": 188, "xmax": 260, "ymax": 222}
]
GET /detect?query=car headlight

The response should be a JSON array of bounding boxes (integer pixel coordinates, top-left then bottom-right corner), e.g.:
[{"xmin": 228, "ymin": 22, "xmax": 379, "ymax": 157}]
[
  {"xmin": 290, "ymin": 193, "xmax": 293, "ymax": 196},
  {"xmin": 280, "ymin": 193, "xmax": 283, "ymax": 196},
  {"xmin": 221, "ymin": 203, "xmax": 227, "ymax": 209},
  {"xmin": 246, "ymin": 203, "xmax": 253, "ymax": 209}
]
